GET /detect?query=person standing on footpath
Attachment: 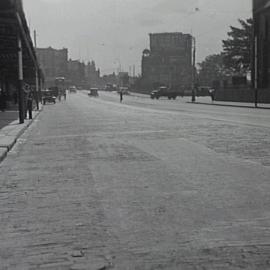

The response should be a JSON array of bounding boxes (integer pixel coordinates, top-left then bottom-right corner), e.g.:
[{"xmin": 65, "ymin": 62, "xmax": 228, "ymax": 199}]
[
  {"xmin": 120, "ymin": 90, "xmax": 123, "ymax": 103},
  {"xmin": 209, "ymin": 88, "xmax": 215, "ymax": 102},
  {"xmin": 0, "ymin": 88, "xmax": 7, "ymax": 112},
  {"xmin": 58, "ymin": 90, "xmax": 61, "ymax": 102},
  {"xmin": 27, "ymin": 91, "xmax": 33, "ymax": 119}
]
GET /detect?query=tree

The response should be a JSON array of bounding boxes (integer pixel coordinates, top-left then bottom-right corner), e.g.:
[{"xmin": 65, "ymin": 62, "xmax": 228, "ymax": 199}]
[
  {"xmin": 198, "ymin": 54, "xmax": 227, "ymax": 87},
  {"xmin": 222, "ymin": 18, "xmax": 253, "ymax": 74}
]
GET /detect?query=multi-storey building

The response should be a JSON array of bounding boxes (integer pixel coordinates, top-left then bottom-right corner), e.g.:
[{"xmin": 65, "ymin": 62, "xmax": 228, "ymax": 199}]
[
  {"xmin": 67, "ymin": 59, "xmax": 85, "ymax": 87},
  {"xmin": 141, "ymin": 32, "xmax": 193, "ymax": 92},
  {"xmin": 253, "ymin": 0, "xmax": 270, "ymax": 88},
  {"xmin": 36, "ymin": 47, "xmax": 68, "ymax": 87},
  {"xmin": 85, "ymin": 61, "xmax": 100, "ymax": 87}
]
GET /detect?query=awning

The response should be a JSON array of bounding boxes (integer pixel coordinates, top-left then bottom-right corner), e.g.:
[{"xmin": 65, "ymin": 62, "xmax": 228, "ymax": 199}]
[
  {"xmin": 0, "ymin": 0, "xmax": 40, "ymax": 82},
  {"xmin": 253, "ymin": 0, "xmax": 270, "ymax": 15}
]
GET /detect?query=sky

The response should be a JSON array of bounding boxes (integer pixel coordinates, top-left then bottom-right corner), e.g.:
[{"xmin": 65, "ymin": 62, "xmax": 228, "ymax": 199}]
[{"xmin": 23, "ymin": 0, "xmax": 252, "ymax": 75}]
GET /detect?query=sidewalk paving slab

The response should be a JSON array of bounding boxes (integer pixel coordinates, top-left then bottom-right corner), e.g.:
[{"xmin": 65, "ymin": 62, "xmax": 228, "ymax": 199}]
[
  {"xmin": 0, "ymin": 136, "xmax": 16, "ymax": 150},
  {"xmin": 188, "ymin": 101, "xmax": 270, "ymax": 109},
  {"xmin": 0, "ymin": 107, "xmax": 42, "ymax": 162},
  {"xmin": 0, "ymin": 148, "xmax": 8, "ymax": 162}
]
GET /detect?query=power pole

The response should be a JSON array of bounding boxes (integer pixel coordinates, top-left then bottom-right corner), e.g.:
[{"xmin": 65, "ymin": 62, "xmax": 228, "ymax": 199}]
[
  {"xmin": 191, "ymin": 37, "xmax": 196, "ymax": 103},
  {"xmin": 254, "ymin": 35, "xmax": 258, "ymax": 108},
  {"xmin": 34, "ymin": 30, "xmax": 39, "ymax": 110}
]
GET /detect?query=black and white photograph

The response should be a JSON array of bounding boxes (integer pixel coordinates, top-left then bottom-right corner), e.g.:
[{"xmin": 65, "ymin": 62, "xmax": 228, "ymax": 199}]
[{"xmin": 1, "ymin": 0, "xmax": 270, "ymax": 269}]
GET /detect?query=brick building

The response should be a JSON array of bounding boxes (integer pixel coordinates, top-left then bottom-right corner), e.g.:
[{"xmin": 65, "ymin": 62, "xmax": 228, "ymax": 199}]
[
  {"xmin": 141, "ymin": 32, "xmax": 192, "ymax": 92},
  {"xmin": 253, "ymin": 0, "xmax": 270, "ymax": 88},
  {"xmin": 36, "ymin": 47, "xmax": 68, "ymax": 87},
  {"xmin": 85, "ymin": 61, "xmax": 100, "ymax": 87}
]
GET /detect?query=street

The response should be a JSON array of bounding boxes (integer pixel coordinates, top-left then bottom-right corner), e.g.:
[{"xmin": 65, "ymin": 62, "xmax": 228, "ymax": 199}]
[{"xmin": 1, "ymin": 91, "xmax": 270, "ymax": 269}]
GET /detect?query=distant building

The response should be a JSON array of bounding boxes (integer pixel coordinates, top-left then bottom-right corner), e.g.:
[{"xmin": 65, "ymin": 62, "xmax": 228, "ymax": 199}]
[
  {"xmin": 36, "ymin": 47, "xmax": 68, "ymax": 87},
  {"xmin": 141, "ymin": 32, "xmax": 193, "ymax": 92},
  {"xmin": 67, "ymin": 59, "xmax": 86, "ymax": 87},
  {"xmin": 253, "ymin": 0, "xmax": 270, "ymax": 88},
  {"xmin": 85, "ymin": 61, "xmax": 100, "ymax": 87},
  {"xmin": 118, "ymin": 72, "xmax": 129, "ymax": 87},
  {"xmin": 101, "ymin": 73, "xmax": 118, "ymax": 87}
]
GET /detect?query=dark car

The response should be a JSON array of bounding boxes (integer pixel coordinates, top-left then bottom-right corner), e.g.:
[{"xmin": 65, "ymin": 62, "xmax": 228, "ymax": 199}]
[
  {"xmin": 150, "ymin": 86, "xmax": 177, "ymax": 100},
  {"xmin": 88, "ymin": 88, "xmax": 99, "ymax": 97},
  {"xmin": 150, "ymin": 90, "xmax": 159, "ymax": 99},
  {"xmin": 42, "ymin": 90, "xmax": 56, "ymax": 105},
  {"xmin": 69, "ymin": 86, "xmax": 77, "ymax": 93}
]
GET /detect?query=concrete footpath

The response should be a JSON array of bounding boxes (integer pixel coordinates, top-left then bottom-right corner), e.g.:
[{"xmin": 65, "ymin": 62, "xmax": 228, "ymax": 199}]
[
  {"xmin": 130, "ymin": 92, "xmax": 270, "ymax": 109},
  {"xmin": 190, "ymin": 96, "xmax": 270, "ymax": 109},
  {"xmin": 0, "ymin": 108, "xmax": 42, "ymax": 162}
]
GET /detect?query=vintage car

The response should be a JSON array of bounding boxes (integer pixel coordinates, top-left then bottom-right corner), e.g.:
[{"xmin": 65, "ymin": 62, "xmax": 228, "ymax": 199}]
[
  {"xmin": 42, "ymin": 90, "xmax": 56, "ymax": 105},
  {"xmin": 150, "ymin": 86, "xmax": 178, "ymax": 100},
  {"xmin": 69, "ymin": 86, "xmax": 77, "ymax": 93},
  {"xmin": 88, "ymin": 88, "xmax": 99, "ymax": 97}
]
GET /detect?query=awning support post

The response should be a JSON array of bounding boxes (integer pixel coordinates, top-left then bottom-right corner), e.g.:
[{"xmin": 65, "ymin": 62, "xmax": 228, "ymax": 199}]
[{"xmin": 17, "ymin": 33, "xmax": 24, "ymax": 124}]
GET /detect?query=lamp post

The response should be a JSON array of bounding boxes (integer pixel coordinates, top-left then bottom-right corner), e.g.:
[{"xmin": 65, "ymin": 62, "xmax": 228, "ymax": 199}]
[
  {"xmin": 254, "ymin": 35, "xmax": 258, "ymax": 108},
  {"xmin": 191, "ymin": 36, "xmax": 196, "ymax": 103}
]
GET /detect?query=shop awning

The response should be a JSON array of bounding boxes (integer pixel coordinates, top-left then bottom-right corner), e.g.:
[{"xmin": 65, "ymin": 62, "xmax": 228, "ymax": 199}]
[{"xmin": 0, "ymin": 0, "xmax": 39, "ymax": 82}]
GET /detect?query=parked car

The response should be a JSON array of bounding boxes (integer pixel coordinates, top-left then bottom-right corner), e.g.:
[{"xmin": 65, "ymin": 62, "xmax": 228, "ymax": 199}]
[
  {"xmin": 88, "ymin": 88, "xmax": 99, "ymax": 97},
  {"xmin": 42, "ymin": 90, "xmax": 56, "ymax": 105},
  {"xmin": 69, "ymin": 86, "xmax": 77, "ymax": 93},
  {"xmin": 150, "ymin": 86, "xmax": 178, "ymax": 100},
  {"xmin": 197, "ymin": 86, "xmax": 214, "ymax": 97}
]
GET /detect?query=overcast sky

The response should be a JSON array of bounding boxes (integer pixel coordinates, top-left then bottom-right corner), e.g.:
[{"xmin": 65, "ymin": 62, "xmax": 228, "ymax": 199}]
[{"xmin": 23, "ymin": 0, "xmax": 252, "ymax": 75}]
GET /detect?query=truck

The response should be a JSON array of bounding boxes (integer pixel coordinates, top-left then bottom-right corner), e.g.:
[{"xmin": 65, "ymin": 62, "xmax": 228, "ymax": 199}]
[{"xmin": 150, "ymin": 86, "xmax": 184, "ymax": 100}]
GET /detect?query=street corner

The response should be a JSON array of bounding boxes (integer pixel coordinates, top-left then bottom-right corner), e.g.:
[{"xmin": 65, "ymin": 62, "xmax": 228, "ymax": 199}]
[
  {"xmin": 0, "ymin": 147, "xmax": 8, "ymax": 162},
  {"xmin": 0, "ymin": 135, "xmax": 17, "ymax": 150},
  {"xmin": 0, "ymin": 107, "xmax": 42, "ymax": 163}
]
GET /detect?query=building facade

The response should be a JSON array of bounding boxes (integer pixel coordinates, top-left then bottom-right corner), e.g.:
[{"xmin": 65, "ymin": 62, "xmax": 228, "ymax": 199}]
[
  {"xmin": 0, "ymin": 0, "xmax": 41, "ymax": 117},
  {"xmin": 36, "ymin": 47, "xmax": 68, "ymax": 87},
  {"xmin": 67, "ymin": 59, "xmax": 86, "ymax": 87},
  {"xmin": 141, "ymin": 32, "xmax": 192, "ymax": 92},
  {"xmin": 253, "ymin": 0, "xmax": 270, "ymax": 88},
  {"xmin": 85, "ymin": 61, "xmax": 100, "ymax": 87}
]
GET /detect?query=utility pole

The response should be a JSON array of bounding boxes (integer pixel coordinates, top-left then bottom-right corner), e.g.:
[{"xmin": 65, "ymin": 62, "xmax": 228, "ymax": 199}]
[
  {"xmin": 191, "ymin": 36, "xmax": 196, "ymax": 103},
  {"xmin": 133, "ymin": 65, "xmax": 135, "ymax": 77},
  {"xmin": 17, "ymin": 33, "xmax": 24, "ymax": 124},
  {"xmin": 254, "ymin": 35, "xmax": 258, "ymax": 108},
  {"xmin": 34, "ymin": 30, "xmax": 39, "ymax": 110}
]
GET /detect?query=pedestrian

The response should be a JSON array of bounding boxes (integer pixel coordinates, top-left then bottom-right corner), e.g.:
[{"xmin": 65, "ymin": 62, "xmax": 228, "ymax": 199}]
[
  {"xmin": 209, "ymin": 88, "xmax": 215, "ymax": 102},
  {"xmin": 27, "ymin": 91, "xmax": 33, "ymax": 119},
  {"xmin": 120, "ymin": 91, "xmax": 123, "ymax": 103},
  {"xmin": 23, "ymin": 83, "xmax": 30, "ymax": 118},
  {"xmin": 0, "ymin": 88, "xmax": 7, "ymax": 112},
  {"xmin": 13, "ymin": 90, "xmax": 18, "ymax": 104},
  {"xmin": 64, "ymin": 90, "xmax": 67, "ymax": 101}
]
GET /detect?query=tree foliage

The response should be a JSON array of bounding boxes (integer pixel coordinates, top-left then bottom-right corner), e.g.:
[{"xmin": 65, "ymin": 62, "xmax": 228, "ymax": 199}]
[
  {"xmin": 198, "ymin": 54, "xmax": 227, "ymax": 86},
  {"xmin": 222, "ymin": 18, "xmax": 253, "ymax": 74}
]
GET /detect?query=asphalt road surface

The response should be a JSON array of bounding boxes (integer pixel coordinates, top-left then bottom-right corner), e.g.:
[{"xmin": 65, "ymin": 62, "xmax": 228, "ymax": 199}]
[{"xmin": 1, "ymin": 91, "xmax": 270, "ymax": 269}]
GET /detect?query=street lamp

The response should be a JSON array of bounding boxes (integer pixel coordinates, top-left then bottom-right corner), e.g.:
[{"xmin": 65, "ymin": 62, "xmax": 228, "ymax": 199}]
[
  {"xmin": 191, "ymin": 36, "xmax": 196, "ymax": 103},
  {"xmin": 189, "ymin": 7, "xmax": 199, "ymax": 103}
]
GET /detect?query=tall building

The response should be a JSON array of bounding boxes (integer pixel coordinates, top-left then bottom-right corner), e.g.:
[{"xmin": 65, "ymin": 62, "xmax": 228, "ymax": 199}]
[
  {"xmin": 253, "ymin": 0, "xmax": 270, "ymax": 88},
  {"xmin": 85, "ymin": 61, "xmax": 100, "ymax": 87},
  {"xmin": 141, "ymin": 32, "xmax": 193, "ymax": 91},
  {"xmin": 67, "ymin": 59, "xmax": 84, "ymax": 86},
  {"xmin": 36, "ymin": 47, "xmax": 68, "ymax": 87}
]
